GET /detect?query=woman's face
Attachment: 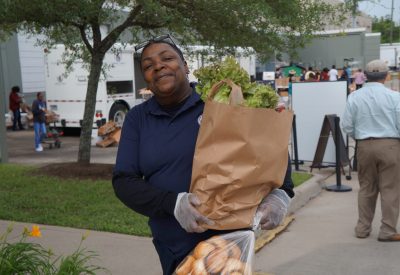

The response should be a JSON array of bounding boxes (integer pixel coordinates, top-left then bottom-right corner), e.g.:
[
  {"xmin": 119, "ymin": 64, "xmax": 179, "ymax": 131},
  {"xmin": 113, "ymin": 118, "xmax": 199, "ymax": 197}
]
[{"xmin": 141, "ymin": 43, "xmax": 189, "ymax": 103}]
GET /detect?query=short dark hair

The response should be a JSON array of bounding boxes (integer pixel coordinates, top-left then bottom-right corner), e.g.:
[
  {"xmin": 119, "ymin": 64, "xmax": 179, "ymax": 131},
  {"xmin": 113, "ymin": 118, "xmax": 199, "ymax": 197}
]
[{"xmin": 11, "ymin": 86, "xmax": 20, "ymax": 92}]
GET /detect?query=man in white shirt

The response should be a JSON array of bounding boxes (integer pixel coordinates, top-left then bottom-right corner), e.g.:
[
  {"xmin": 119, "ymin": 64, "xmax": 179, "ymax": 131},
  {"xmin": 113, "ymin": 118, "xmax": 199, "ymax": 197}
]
[
  {"xmin": 341, "ymin": 59, "xmax": 400, "ymax": 242},
  {"xmin": 328, "ymin": 65, "xmax": 338, "ymax": 81}
]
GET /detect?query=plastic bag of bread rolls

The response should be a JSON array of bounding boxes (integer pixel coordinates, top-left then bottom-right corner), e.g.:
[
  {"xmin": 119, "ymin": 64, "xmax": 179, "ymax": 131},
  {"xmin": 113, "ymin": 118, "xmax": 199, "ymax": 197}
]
[{"xmin": 175, "ymin": 230, "xmax": 255, "ymax": 275}]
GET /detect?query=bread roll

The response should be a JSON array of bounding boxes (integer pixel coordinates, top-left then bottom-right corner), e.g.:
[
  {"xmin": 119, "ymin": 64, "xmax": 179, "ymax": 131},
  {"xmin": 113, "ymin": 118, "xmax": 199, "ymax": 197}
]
[
  {"xmin": 204, "ymin": 247, "xmax": 229, "ymax": 273},
  {"xmin": 207, "ymin": 235, "xmax": 228, "ymax": 250},
  {"xmin": 220, "ymin": 258, "xmax": 244, "ymax": 275},
  {"xmin": 228, "ymin": 243, "xmax": 242, "ymax": 260},
  {"xmin": 194, "ymin": 241, "xmax": 216, "ymax": 259},
  {"xmin": 191, "ymin": 259, "xmax": 208, "ymax": 275},
  {"xmin": 175, "ymin": 255, "xmax": 195, "ymax": 275}
]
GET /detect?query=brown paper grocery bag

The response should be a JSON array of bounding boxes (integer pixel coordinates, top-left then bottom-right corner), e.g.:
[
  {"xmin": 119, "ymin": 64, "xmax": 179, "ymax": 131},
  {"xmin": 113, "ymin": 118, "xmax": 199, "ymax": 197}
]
[{"xmin": 190, "ymin": 80, "xmax": 293, "ymax": 230}]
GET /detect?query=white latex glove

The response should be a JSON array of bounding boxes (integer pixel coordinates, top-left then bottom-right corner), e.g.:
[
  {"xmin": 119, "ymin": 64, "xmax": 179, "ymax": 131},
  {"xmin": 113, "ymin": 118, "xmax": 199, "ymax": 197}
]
[
  {"xmin": 254, "ymin": 189, "xmax": 291, "ymax": 230},
  {"xmin": 174, "ymin": 192, "xmax": 214, "ymax": 233}
]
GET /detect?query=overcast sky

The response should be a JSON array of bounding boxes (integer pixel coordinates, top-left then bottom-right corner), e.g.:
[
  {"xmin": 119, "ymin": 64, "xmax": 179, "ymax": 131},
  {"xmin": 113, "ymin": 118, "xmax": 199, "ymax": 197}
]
[{"xmin": 358, "ymin": 0, "xmax": 400, "ymax": 24}]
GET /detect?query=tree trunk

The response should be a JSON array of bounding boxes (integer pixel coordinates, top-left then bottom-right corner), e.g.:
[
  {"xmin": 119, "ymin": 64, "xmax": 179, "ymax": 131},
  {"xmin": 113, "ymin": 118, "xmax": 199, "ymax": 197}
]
[{"xmin": 77, "ymin": 53, "xmax": 105, "ymax": 164}]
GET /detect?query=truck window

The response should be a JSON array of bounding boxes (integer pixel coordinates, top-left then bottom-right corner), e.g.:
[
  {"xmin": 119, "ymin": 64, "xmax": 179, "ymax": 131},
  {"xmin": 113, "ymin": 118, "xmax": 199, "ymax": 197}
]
[{"xmin": 106, "ymin": 81, "xmax": 133, "ymax": 95}]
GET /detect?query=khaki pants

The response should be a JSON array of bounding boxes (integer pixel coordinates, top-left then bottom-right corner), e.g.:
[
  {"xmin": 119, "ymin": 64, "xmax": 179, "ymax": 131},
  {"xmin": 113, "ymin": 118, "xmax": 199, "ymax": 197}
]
[{"xmin": 356, "ymin": 139, "xmax": 400, "ymax": 239}]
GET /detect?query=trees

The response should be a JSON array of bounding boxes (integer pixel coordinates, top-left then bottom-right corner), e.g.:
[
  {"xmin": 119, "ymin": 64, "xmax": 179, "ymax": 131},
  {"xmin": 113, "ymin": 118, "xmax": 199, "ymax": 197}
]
[
  {"xmin": 1, "ymin": 0, "xmax": 344, "ymax": 164},
  {"xmin": 372, "ymin": 16, "xmax": 400, "ymax": 44}
]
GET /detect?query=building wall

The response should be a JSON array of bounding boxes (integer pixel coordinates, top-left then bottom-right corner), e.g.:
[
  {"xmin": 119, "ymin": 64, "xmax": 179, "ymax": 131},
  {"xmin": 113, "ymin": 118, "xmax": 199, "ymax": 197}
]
[
  {"xmin": 324, "ymin": 0, "xmax": 372, "ymax": 31},
  {"xmin": 0, "ymin": 34, "xmax": 22, "ymax": 111},
  {"xmin": 290, "ymin": 31, "xmax": 380, "ymax": 70},
  {"xmin": 364, "ymin": 33, "xmax": 381, "ymax": 66}
]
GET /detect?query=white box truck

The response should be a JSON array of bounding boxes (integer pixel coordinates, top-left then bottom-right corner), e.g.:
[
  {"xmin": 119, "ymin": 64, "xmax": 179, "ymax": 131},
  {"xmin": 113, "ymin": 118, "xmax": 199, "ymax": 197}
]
[
  {"xmin": 45, "ymin": 45, "xmax": 146, "ymax": 129},
  {"xmin": 44, "ymin": 44, "xmax": 256, "ymax": 129},
  {"xmin": 380, "ymin": 43, "xmax": 400, "ymax": 70}
]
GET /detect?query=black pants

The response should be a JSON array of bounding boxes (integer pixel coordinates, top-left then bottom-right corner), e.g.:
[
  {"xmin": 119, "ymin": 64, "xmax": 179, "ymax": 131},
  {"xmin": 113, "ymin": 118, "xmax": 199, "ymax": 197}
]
[
  {"xmin": 12, "ymin": 109, "xmax": 23, "ymax": 130},
  {"xmin": 153, "ymin": 239, "xmax": 188, "ymax": 275}
]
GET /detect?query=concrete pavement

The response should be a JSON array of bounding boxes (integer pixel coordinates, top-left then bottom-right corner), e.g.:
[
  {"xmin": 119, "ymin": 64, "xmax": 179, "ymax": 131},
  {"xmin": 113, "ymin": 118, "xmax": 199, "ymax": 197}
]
[
  {"xmin": 6, "ymin": 129, "xmax": 118, "ymax": 165},
  {"xmin": 3, "ymin": 129, "xmax": 400, "ymax": 274},
  {"xmin": 255, "ymin": 172, "xmax": 400, "ymax": 275}
]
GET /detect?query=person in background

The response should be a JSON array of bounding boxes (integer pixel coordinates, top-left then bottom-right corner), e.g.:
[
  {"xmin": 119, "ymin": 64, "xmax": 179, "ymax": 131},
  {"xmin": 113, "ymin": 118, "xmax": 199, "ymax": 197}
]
[
  {"xmin": 328, "ymin": 65, "xmax": 338, "ymax": 81},
  {"xmin": 112, "ymin": 35, "xmax": 294, "ymax": 274},
  {"xmin": 304, "ymin": 66, "xmax": 314, "ymax": 81},
  {"xmin": 346, "ymin": 66, "xmax": 353, "ymax": 85},
  {"xmin": 306, "ymin": 72, "xmax": 318, "ymax": 82},
  {"xmin": 275, "ymin": 67, "xmax": 282, "ymax": 79},
  {"xmin": 353, "ymin": 68, "xmax": 367, "ymax": 90},
  {"xmin": 31, "ymin": 92, "xmax": 47, "ymax": 152},
  {"xmin": 315, "ymin": 71, "xmax": 321, "ymax": 81},
  {"xmin": 340, "ymin": 66, "xmax": 348, "ymax": 81},
  {"xmin": 9, "ymin": 86, "xmax": 24, "ymax": 131},
  {"xmin": 300, "ymin": 69, "xmax": 306, "ymax": 81},
  {"xmin": 320, "ymin": 67, "xmax": 329, "ymax": 81},
  {"xmin": 341, "ymin": 59, "xmax": 400, "ymax": 242}
]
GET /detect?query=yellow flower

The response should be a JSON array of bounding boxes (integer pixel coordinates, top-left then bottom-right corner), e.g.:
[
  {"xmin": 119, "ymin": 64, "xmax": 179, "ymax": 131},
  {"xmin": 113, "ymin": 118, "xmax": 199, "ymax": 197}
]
[
  {"xmin": 23, "ymin": 226, "xmax": 30, "ymax": 237},
  {"xmin": 82, "ymin": 230, "xmax": 90, "ymax": 241},
  {"xmin": 29, "ymin": 225, "xmax": 42, "ymax": 238}
]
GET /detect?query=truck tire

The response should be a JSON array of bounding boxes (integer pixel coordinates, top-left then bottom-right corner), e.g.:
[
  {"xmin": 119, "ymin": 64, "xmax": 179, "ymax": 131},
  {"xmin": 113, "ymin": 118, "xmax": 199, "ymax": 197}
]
[{"xmin": 109, "ymin": 103, "xmax": 128, "ymax": 127}]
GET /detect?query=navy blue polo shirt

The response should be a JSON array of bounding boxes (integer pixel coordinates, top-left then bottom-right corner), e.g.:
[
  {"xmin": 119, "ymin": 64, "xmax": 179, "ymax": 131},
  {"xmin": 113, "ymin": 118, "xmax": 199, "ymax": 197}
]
[
  {"xmin": 113, "ymin": 88, "xmax": 295, "ymax": 264},
  {"xmin": 114, "ymin": 90, "xmax": 223, "ymax": 256}
]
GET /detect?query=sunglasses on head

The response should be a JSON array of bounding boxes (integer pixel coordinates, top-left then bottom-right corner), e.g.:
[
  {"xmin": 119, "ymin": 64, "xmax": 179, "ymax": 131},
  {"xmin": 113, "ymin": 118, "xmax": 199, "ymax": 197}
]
[{"xmin": 134, "ymin": 34, "xmax": 178, "ymax": 52}]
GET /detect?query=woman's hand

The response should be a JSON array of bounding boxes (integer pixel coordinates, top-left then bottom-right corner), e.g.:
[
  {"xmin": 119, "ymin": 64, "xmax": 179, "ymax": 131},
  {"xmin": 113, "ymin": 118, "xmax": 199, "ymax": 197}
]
[
  {"xmin": 174, "ymin": 192, "xmax": 214, "ymax": 233},
  {"xmin": 255, "ymin": 189, "xmax": 291, "ymax": 230}
]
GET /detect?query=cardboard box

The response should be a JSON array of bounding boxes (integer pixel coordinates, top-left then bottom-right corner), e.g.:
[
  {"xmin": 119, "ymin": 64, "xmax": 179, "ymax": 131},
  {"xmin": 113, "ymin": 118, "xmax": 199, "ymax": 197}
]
[
  {"xmin": 98, "ymin": 121, "xmax": 116, "ymax": 136},
  {"xmin": 96, "ymin": 137, "xmax": 116, "ymax": 148},
  {"xmin": 109, "ymin": 128, "xmax": 121, "ymax": 143}
]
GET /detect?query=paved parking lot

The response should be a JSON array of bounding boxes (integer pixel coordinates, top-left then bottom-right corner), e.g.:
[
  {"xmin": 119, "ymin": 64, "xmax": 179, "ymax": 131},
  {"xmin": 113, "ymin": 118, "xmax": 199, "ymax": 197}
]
[{"xmin": 6, "ymin": 129, "xmax": 118, "ymax": 165}]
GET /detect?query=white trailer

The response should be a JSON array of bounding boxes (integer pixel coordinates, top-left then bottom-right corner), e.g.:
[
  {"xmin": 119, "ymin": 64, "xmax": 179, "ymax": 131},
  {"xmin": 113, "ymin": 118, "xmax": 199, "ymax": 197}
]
[
  {"xmin": 45, "ymin": 45, "xmax": 146, "ymax": 129},
  {"xmin": 44, "ymin": 44, "xmax": 256, "ymax": 129},
  {"xmin": 380, "ymin": 43, "xmax": 400, "ymax": 69}
]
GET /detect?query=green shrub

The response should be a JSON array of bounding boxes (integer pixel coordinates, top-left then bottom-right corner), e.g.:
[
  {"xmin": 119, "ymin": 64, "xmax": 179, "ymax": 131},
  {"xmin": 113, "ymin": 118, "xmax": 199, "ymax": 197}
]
[{"xmin": 0, "ymin": 224, "xmax": 107, "ymax": 275}]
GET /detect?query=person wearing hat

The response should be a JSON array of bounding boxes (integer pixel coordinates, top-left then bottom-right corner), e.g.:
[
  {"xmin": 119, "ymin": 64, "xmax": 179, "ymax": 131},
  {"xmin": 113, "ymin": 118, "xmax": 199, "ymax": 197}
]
[{"xmin": 341, "ymin": 59, "xmax": 400, "ymax": 242}]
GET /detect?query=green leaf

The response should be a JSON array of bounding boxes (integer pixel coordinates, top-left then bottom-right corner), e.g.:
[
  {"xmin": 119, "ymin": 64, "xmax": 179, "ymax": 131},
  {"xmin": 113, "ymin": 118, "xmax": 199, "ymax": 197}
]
[{"xmin": 194, "ymin": 57, "xmax": 278, "ymax": 108}]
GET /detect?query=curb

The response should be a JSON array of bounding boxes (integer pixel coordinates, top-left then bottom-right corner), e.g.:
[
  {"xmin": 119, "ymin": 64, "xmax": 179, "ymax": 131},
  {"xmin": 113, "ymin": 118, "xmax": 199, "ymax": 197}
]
[{"xmin": 288, "ymin": 171, "xmax": 334, "ymax": 214}]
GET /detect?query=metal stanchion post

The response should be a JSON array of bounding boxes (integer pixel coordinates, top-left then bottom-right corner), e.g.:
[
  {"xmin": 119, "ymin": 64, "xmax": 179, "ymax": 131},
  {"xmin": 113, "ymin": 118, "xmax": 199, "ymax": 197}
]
[
  {"xmin": 326, "ymin": 116, "xmax": 352, "ymax": 192},
  {"xmin": 292, "ymin": 114, "xmax": 300, "ymax": 171}
]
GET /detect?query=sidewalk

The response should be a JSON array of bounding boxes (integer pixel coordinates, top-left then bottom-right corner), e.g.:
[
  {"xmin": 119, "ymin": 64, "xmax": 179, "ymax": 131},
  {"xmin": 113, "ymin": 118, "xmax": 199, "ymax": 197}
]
[
  {"xmin": 255, "ymin": 171, "xmax": 400, "ymax": 275},
  {"xmin": 3, "ymin": 130, "xmax": 400, "ymax": 274},
  {"xmin": 5, "ymin": 129, "xmax": 118, "ymax": 165}
]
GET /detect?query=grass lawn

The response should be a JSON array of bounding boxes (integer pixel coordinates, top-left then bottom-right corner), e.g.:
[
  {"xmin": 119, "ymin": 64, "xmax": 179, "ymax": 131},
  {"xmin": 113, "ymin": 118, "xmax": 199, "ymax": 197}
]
[
  {"xmin": 0, "ymin": 164, "xmax": 150, "ymax": 237},
  {"xmin": 0, "ymin": 164, "xmax": 312, "ymax": 237},
  {"xmin": 292, "ymin": 172, "xmax": 313, "ymax": 187}
]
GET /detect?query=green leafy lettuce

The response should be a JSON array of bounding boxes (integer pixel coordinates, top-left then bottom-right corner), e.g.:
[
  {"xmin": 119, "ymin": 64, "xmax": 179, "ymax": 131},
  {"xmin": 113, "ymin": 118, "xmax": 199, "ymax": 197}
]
[{"xmin": 193, "ymin": 57, "xmax": 278, "ymax": 108}]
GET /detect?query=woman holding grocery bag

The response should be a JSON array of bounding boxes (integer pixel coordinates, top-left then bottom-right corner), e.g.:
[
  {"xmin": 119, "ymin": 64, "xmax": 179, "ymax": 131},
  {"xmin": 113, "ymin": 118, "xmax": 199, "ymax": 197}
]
[{"xmin": 112, "ymin": 34, "xmax": 294, "ymax": 275}]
